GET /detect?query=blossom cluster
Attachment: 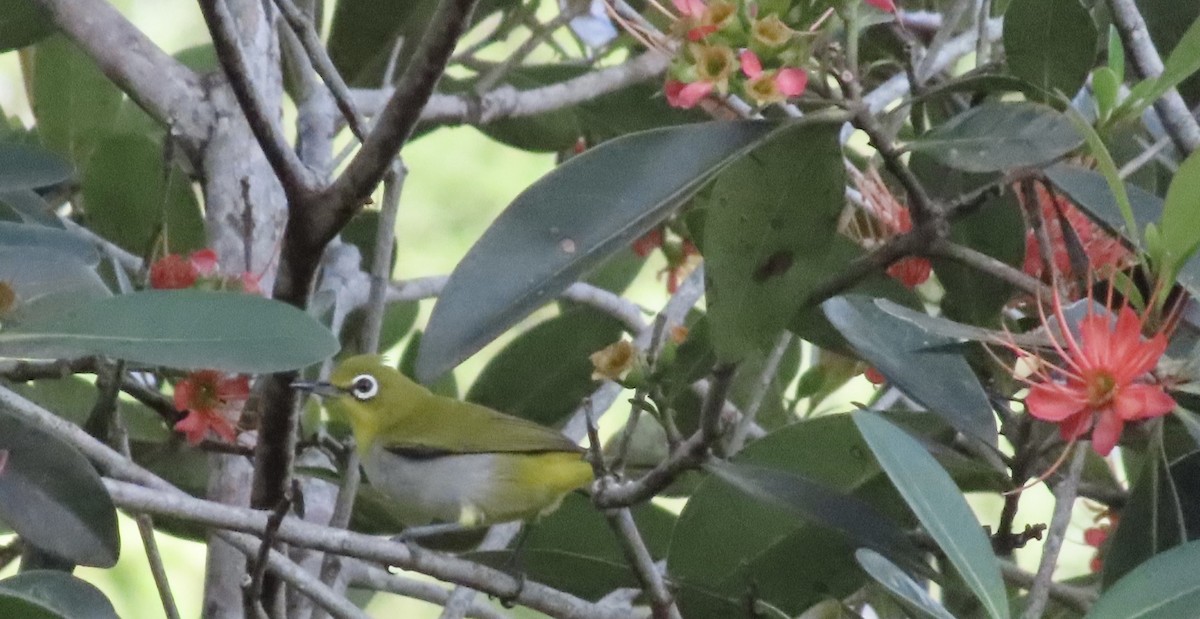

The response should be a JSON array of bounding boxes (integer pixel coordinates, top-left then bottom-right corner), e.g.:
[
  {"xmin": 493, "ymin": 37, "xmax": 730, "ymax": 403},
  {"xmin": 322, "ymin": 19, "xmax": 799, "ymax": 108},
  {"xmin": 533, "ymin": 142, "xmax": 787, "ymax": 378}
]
[
  {"xmin": 663, "ymin": 0, "xmax": 896, "ymax": 109},
  {"xmin": 633, "ymin": 226, "xmax": 702, "ymax": 293},
  {"xmin": 148, "ymin": 248, "xmax": 258, "ymax": 445}
]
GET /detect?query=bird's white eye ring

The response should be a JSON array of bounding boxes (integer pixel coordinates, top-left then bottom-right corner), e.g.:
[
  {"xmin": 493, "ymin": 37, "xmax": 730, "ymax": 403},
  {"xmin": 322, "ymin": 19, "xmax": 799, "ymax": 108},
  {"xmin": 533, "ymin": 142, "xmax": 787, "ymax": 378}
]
[{"xmin": 349, "ymin": 374, "xmax": 379, "ymax": 401}]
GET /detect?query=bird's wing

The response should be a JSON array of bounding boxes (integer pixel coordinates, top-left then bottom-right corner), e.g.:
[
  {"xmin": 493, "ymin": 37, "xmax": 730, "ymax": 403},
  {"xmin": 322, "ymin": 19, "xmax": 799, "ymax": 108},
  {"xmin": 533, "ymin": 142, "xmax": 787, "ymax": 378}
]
[{"xmin": 384, "ymin": 397, "xmax": 582, "ymax": 456}]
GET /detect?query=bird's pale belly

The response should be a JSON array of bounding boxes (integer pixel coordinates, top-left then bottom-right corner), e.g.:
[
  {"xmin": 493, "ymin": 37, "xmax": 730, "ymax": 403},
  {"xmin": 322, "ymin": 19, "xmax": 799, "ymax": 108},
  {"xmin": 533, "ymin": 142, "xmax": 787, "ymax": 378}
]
[{"xmin": 364, "ymin": 444, "xmax": 499, "ymax": 526}]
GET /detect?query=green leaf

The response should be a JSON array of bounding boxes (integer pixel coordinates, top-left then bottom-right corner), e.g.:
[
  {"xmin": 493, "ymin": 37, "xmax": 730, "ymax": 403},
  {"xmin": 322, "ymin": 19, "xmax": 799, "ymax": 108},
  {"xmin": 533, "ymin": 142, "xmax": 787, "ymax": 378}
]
[
  {"xmin": 1102, "ymin": 449, "xmax": 1188, "ymax": 587},
  {"xmin": 1159, "ymin": 150, "xmax": 1200, "ymax": 274},
  {"xmin": 1117, "ymin": 15, "xmax": 1200, "ymax": 118},
  {"xmin": 0, "ymin": 246, "xmax": 111, "ymax": 321},
  {"xmin": 398, "ymin": 331, "xmax": 457, "ymax": 398},
  {"xmin": 25, "ymin": 34, "xmax": 123, "ymax": 167},
  {"xmin": 0, "ymin": 189, "xmax": 62, "ymax": 227},
  {"xmin": 0, "ymin": 411, "xmax": 119, "ymax": 567},
  {"xmin": 468, "ymin": 549, "xmax": 638, "ymax": 601},
  {"xmin": 703, "ymin": 120, "xmax": 845, "ymax": 360},
  {"xmin": 856, "ymin": 548, "xmax": 956, "ymax": 619},
  {"xmin": 907, "ymin": 101, "xmax": 1083, "ymax": 173},
  {"xmin": 326, "ymin": 0, "xmax": 441, "ymax": 86},
  {"xmin": 0, "ymin": 221, "xmax": 99, "ymax": 264},
  {"xmin": 525, "ymin": 493, "xmax": 677, "ymax": 563},
  {"xmin": 852, "ymin": 411, "xmax": 1009, "ymax": 619},
  {"xmin": 466, "ymin": 307, "xmax": 624, "ymax": 427},
  {"xmin": 1002, "ymin": 0, "xmax": 1098, "ymax": 101},
  {"xmin": 708, "ymin": 461, "xmax": 924, "ymax": 569},
  {"xmin": 823, "ymin": 296, "xmax": 997, "ymax": 446},
  {"xmin": 1088, "ymin": 540, "xmax": 1200, "ymax": 618},
  {"xmin": 81, "ymin": 133, "xmax": 205, "ymax": 256},
  {"xmin": 5, "ymin": 375, "xmax": 168, "ymax": 443},
  {"xmin": 0, "ymin": 141, "xmax": 72, "ymax": 192},
  {"xmin": 416, "ymin": 120, "xmax": 782, "ymax": 382},
  {"xmin": 0, "ymin": 571, "xmax": 118, "ymax": 619},
  {"xmin": 669, "ymin": 416, "xmax": 910, "ymax": 619},
  {"xmin": 0, "ymin": 290, "xmax": 338, "ymax": 372},
  {"xmin": 0, "ymin": 1, "xmax": 53, "ymax": 53}
]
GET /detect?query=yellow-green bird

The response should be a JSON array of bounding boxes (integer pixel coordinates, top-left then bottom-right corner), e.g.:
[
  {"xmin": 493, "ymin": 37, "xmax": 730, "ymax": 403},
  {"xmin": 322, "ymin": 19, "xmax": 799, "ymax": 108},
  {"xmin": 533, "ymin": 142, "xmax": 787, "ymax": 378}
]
[{"xmin": 295, "ymin": 355, "xmax": 594, "ymax": 528}]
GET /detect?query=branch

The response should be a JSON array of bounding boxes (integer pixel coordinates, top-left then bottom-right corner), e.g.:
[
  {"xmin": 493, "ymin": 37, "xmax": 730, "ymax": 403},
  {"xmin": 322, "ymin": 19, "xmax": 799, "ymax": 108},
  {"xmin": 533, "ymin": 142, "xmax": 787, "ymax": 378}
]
[
  {"xmin": 345, "ymin": 561, "xmax": 510, "ymax": 619},
  {"xmin": 319, "ymin": 0, "xmax": 481, "ymax": 238},
  {"xmin": 101, "ymin": 478, "xmax": 636, "ymax": 619},
  {"xmin": 361, "ymin": 163, "xmax": 406, "ymax": 355},
  {"xmin": 199, "ymin": 0, "xmax": 315, "ymax": 197},
  {"xmin": 999, "ymin": 561, "xmax": 1095, "ymax": 615},
  {"xmin": 32, "ymin": 0, "xmax": 211, "ymax": 151},
  {"xmin": 272, "ymin": 0, "xmax": 370, "ymax": 141},
  {"xmin": 353, "ymin": 52, "xmax": 671, "ymax": 126},
  {"xmin": 1021, "ymin": 444, "xmax": 1088, "ymax": 619},
  {"xmin": 929, "ymin": 240, "xmax": 1053, "ymax": 301},
  {"xmin": 1107, "ymin": 0, "xmax": 1200, "ymax": 155},
  {"xmin": 606, "ymin": 509, "xmax": 680, "ymax": 619}
]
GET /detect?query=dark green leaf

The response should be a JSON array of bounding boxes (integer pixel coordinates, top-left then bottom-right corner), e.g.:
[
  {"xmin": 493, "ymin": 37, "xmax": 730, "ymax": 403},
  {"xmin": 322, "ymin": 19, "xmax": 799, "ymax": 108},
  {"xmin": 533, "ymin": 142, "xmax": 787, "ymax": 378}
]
[
  {"xmin": 468, "ymin": 549, "xmax": 638, "ymax": 601},
  {"xmin": 0, "ymin": 571, "xmax": 117, "ymax": 619},
  {"xmin": 4, "ymin": 375, "xmax": 168, "ymax": 443},
  {"xmin": 326, "ymin": 0, "xmax": 441, "ymax": 86},
  {"xmin": 907, "ymin": 101, "xmax": 1082, "ymax": 173},
  {"xmin": 0, "ymin": 290, "xmax": 339, "ymax": 372},
  {"xmin": 0, "ymin": 411, "xmax": 119, "ymax": 567},
  {"xmin": 669, "ymin": 415, "xmax": 909, "ymax": 619},
  {"xmin": 0, "ymin": 142, "xmax": 72, "ymax": 192},
  {"xmin": 823, "ymin": 296, "xmax": 997, "ymax": 446},
  {"xmin": 399, "ymin": 331, "xmax": 457, "ymax": 398},
  {"xmin": 703, "ymin": 120, "xmax": 844, "ymax": 360},
  {"xmin": 852, "ymin": 411, "xmax": 1008, "ymax": 619},
  {"xmin": 0, "ymin": 221, "xmax": 99, "ymax": 264},
  {"xmin": 26, "ymin": 34, "xmax": 123, "ymax": 166},
  {"xmin": 708, "ymin": 461, "xmax": 924, "ymax": 569},
  {"xmin": 467, "ymin": 307, "xmax": 624, "ymax": 427},
  {"xmin": 0, "ymin": 1, "xmax": 53, "ymax": 52},
  {"xmin": 339, "ymin": 301, "xmax": 419, "ymax": 357},
  {"xmin": 1002, "ymin": 0, "xmax": 1098, "ymax": 101},
  {"xmin": 417, "ymin": 120, "xmax": 781, "ymax": 382},
  {"xmin": 81, "ymin": 134, "xmax": 205, "ymax": 256},
  {"xmin": 1089, "ymin": 540, "xmax": 1200, "ymax": 618},
  {"xmin": 856, "ymin": 548, "xmax": 956, "ymax": 619},
  {"xmin": 1102, "ymin": 449, "xmax": 1187, "ymax": 587}
]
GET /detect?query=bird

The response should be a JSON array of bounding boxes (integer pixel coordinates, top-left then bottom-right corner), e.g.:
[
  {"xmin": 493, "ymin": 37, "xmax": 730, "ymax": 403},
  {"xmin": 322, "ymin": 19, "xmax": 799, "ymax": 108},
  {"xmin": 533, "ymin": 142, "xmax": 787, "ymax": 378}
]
[{"xmin": 293, "ymin": 355, "xmax": 594, "ymax": 531}]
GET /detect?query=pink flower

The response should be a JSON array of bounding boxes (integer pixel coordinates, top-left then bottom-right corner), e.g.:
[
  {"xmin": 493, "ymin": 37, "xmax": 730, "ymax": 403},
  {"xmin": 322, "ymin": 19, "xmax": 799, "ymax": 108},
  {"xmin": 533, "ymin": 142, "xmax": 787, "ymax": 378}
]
[
  {"xmin": 664, "ymin": 79, "xmax": 714, "ymax": 109},
  {"xmin": 173, "ymin": 370, "xmax": 251, "ymax": 445},
  {"xmin": 739, "ymin": 50, "xmax": 808, "ymax": 105},
  {"xmin": 1017, "ymin": 295, "xmax": 1175, "ymax": 456},
  {"xmin": 672, "ymin": 0, "xmax": 706, "ymax": 17},
  {"xmin": 866, "ymin": 0, "xmax": 896, "ymax": 12},
  {"xmin": 189, "ymin": 248, "xmax": 218, "ymax": 275}
]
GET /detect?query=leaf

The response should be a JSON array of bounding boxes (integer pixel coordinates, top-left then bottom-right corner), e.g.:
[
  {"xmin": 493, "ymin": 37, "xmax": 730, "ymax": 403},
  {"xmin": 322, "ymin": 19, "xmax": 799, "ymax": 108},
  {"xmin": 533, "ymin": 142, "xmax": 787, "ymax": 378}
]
[
  {"xmin": 1159, "ymin": 150, "xmax": 1200, "ymax": 273},
  {"xmin": 907, "ymin": 101, "xmax": 1082, "ymax": 173},
  {"xmin": 0, "ymin": 571, "xmax": 118, "ymax": 619},
  {"xmin": 823, "ymin": 296, "xmax": 998, "ymax": 446},
  {"xmin": 0, "ymin": 246, "xmax": 110, "ymax": 321},
  {"xmin": 466, "ymin": 307, "xmax": 624, "ymax": 427},
  {"xmin": 1102, "ymin": 449, "xmax": 1187, "ymax": 587},
  {"xmin": 668, "ymin": 415, "xmax": 912, "ymax": 619},
  {"xmin": 0, "ymin": 189, "xmax": 61, "ymax": 227},
  {"xmin": 0, "ymin": 141, "xmax": 72, "ymax": 192},
  {"xmin": 0, "ymin": 290, "xmax": 339, "ymax": 372},
  {"xmin": 1116, "ymin": 14, "xmax": 1200, "ymax": 117},
  {"xmin": 0, "ymin": 221, "xmax": 99, "ymax": 264},
  {"xmin": 1088, "ymin": 540, "xmax": 1200, "ymax": 618},
  {"xmin": 852, "ymin": 411, "xmax": 1009, "ymax": 619},
  {"xmin": 856, "ymin": 548, "xmax": 956, "ymax": 619},
  {"xmin": 23, "ymin": 34, "xmax": 124, "ymax": 167},
  {"xmin": 0, "ymin": 410, "xmax": 119, "ymax": 567},
  {"xmin": 707, "ymin": 461, "xmax": 924, "ymax": 570},
  {"xmin": 416, "ymin": 120, "xmax": 781, "ymax": 382},
  {"xmin": 398, "ymin": 331, "xmax": 457, "ymax": 398},
  {"xmin": 0, "ymin": 0, "xmax": 53, "ymax": 53},
  {"xmin": 1002, "ymin": 0, "xmax": 1098, "ymax": 101},
  {"xmin": 81, "ymin": 133, "xmax": 206, "ymax": 256},
  {"xmin": 703, "ymin": 120, "xmax": 845, "ymax": 360},
  {"xmin": 468, "ymin": 549, "xmax": 638, "ymax": 601}
]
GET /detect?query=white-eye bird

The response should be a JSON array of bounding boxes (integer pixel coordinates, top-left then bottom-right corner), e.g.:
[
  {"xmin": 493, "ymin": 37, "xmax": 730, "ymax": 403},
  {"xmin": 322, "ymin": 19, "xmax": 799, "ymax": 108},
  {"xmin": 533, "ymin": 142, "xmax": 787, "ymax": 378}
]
[{"xmin": 295, "ymin": 355, "xmax": 593, "ymax": 528}]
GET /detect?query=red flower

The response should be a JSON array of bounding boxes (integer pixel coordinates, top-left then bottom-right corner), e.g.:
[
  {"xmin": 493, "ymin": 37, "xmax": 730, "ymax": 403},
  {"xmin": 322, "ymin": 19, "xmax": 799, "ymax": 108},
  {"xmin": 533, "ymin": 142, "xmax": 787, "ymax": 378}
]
[
  {"xmin": 1084, "ymin": 515, "xmax": 1117, "ymax": 573},
  {"xmin": 189, "ymin": 248, "xmax": 218, "ymax": 276},
  {"xmin": 173, "ymin": 370, "xmax": 250, "ymax": 445},
  {"xmin": 866, "ymin": 0, "xmax": 896, "ymax": 12},
  {"xmin": 887, "ymin": 257, "xmax": 932, "ymax": 289},
  {"xmin": 1017, "ymin": 294, "xmax": 1175, "ymax": 456},
  {"xmin": 1020, "ymin": 184, "xmax": 1131, "ymax": 281},
  {"xmin": 665, "ymin": 79, "xmax": 714, "ymax": 109},
  {"xmin": 238, "ymin": 272, "xmax": 263, "ymax": 296},
  {"xmin": 864, "ymin": 366, "xmax": 886, "ymax": 385},
  {"xmin": 633, "ymin": 228, "xmax": 665, "ymax": 257},
  {"xmin": 149, "ymin": 254, "xmax": 198, "ymax": 290},
  {"xmin": 847, "ymin": 166, "xmax": 931, "ymax": 288}
]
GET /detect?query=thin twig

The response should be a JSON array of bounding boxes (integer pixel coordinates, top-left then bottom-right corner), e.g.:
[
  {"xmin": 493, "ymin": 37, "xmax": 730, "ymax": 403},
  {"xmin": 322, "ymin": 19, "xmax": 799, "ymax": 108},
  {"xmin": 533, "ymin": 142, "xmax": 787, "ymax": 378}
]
[
  {"xmin": 612, "ymin": 315, "xmax": 669, "ymax": 473},
  {"xmin": 198, "ymin": 0, "xmax": 314, "ymax": 197},
  {"xmin": 474, "ymin": 7, "xmax": 585, "ymax": 94},
  {"xmin": 1021, "ymin": 443, "xmax": 1088, "ymax": 619},
  {"xmin": 930, "ymin": 239, "xmax": 1054, "ymax": 301},
  {"xmin": 727, "ymin": 332, "xmax": 793, "ymax": 454},
  {"xmin": 346, "ymin": 561, "xmax": 511, "ymax": 619},
  {"xmin": 604, "ymin": 509, "xmax": 680, "ymax": 619},
  {"xmin": 361, "ymin": 162, "xmax": 406, "ymax": 354},
  {"xmin": 245, "ymin": 487, "xmax": 296, "ymax": 617},
  {"xmin": 309, "ymin": 443, "xmax": 362, "ymax": 619},
  {"xmin": 272, "ymin": 0, "xmax": 369, "ymax": 140},
  {"xmin": 1000, "ymin": 560, "xmax": 1096, "ymax": 615}
]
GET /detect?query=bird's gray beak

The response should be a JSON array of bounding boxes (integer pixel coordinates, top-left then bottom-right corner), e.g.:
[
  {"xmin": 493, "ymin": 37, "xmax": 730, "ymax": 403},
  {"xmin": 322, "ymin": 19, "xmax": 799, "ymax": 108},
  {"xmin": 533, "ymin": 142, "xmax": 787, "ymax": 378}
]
[{"xmin": 290, "ymin": 380, "xmax": 341, "ymax": 398}]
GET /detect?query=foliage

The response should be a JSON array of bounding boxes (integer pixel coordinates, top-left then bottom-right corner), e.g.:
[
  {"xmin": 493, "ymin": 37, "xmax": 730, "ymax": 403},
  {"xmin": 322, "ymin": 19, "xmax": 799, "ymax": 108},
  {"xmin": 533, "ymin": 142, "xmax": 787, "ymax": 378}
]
[{"xmin": 2, "ymin": 0, "xmax": 1200, "ymax": 617}]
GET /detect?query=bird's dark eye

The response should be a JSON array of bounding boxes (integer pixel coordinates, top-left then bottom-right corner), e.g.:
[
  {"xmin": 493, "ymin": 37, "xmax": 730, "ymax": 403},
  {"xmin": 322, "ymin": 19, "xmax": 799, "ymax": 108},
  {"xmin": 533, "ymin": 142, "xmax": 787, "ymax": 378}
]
[{"xmin": 349, "ymin": 374, "xmax": 379, "ymax": 401}]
